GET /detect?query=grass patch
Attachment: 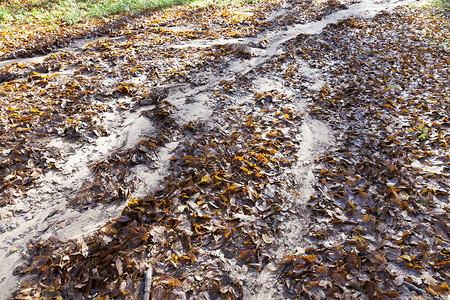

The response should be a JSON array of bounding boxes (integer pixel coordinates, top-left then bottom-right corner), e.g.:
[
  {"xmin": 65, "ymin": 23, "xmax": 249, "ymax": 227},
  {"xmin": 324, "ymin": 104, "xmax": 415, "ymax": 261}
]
[
  {"xmin": 0, "ymin": 0, "xmax": 196, "ymax": 25},
  {"xmin": 439, "ymin": 0, "xmax": 450, "ymax": 8},
  {"xmin": 428, "ymin": 0, "xmax": 450, "ymax": 13},
  {"xmin": 0, "ymin": 0, "xmax": 258, "ymax": 25}
]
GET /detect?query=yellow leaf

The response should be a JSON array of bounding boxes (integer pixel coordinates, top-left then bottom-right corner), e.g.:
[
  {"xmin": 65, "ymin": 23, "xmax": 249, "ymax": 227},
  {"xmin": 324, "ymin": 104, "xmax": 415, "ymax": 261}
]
[{"xmin": 198, "ymin": 175, "xmax": 211, "ymax": 185}]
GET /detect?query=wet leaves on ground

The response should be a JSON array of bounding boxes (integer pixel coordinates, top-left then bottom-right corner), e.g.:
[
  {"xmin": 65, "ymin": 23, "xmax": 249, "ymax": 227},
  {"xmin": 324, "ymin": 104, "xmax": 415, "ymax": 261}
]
[
  {"xmin": 3, "ymin": 0, "xmax": 448, "ymax": 299},
  {"xmin": 276, "ymin": 6, "xmax": 449, "ymax": 300}
]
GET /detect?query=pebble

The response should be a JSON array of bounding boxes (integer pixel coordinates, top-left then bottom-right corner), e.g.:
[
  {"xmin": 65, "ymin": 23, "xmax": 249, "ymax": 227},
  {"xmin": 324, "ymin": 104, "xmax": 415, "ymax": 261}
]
[
  {"xmin": 0, "ymin": 225, "xmax": 6, "ymax": 233},
  {"xmin": 9, "ymin": 223, "xmax": 17, "ymax": 230},
  {"xmin": 0, "ymin": 212, "xmax": 13, "ymax": 220},
  {"xmin": 9, "ymin": 247, "xmax": 18, "ymax": 254}
]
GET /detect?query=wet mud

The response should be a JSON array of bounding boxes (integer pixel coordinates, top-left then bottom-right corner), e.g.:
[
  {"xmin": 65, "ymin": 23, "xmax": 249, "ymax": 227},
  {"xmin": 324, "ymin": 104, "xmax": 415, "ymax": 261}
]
[{"xmin": 1, "ymin": 0, "xmax": 444, "ymax": 298}]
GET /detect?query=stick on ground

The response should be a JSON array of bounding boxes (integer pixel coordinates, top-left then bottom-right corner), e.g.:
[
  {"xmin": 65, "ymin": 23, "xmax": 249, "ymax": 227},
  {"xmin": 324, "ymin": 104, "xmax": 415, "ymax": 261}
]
[{"xmin": 143, "ymin": 265, "xmax": 153, "ymax": 300}]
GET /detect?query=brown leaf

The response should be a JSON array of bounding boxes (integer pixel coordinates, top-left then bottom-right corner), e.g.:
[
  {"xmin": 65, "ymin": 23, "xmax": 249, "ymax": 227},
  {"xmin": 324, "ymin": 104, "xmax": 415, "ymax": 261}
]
[
  {"xmin": 303, "ymin": 255, "xmax": 317, "ymax": 263},
  {"xmin": 238, "ymin": 249, "xmax": 255, "ymax": 264}
]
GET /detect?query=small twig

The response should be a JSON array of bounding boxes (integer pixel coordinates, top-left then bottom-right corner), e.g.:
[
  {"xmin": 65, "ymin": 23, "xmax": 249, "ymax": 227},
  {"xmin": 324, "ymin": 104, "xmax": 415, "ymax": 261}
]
[
  {"xmin": 276, "ymin": 263, "xmax": 289, "ymax": 280},
  {"xmin": 143, "ymin": 265, "xmax": 153, "ymax": 300}
]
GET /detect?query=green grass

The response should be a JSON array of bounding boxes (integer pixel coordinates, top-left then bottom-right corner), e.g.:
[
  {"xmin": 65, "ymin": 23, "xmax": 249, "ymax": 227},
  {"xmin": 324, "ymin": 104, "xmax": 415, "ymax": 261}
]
[
  {"xmin": 0, "ymin": 0, "xmax": 196, "ymax": 25},
  {"xmin": 0, "ymin": 0, "xmax": 257, "ymax": 25},
  {"xmin": 429, "ymin": 0, "xmax": 450, "ymax": 12}
]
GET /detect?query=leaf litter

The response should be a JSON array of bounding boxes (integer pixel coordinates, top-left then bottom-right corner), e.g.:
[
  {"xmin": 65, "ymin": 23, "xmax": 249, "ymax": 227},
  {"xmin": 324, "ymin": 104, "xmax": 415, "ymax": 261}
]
[
  {"xmin": 275, "ymin": 5, "xmax": 450, "ymax": 300},
  {"xmin": 1, "ymin": 0, "xmax": 448, "ymax": 299}
]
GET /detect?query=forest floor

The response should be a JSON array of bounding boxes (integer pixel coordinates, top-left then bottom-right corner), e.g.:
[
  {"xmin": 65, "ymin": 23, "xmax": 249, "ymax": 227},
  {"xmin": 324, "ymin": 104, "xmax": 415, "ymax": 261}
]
[{"xmin": 0, "ymin": 0, "xmax": 449, "ymax": 299}]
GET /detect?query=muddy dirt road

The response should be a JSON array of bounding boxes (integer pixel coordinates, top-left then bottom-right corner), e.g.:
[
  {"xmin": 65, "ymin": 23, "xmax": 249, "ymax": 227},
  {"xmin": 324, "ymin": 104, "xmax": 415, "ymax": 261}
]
[{"xmin": 1, "ymin": 0, "xmax": 448, "ymax": 298}]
